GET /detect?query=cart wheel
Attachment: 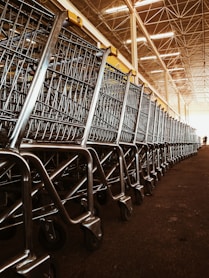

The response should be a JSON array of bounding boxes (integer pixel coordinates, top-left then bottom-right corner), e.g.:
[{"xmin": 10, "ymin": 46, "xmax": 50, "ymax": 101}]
[
  {"xmin": 48, "ymin": 262, "xmax": 56, "ymax": 278},
  {"xmin": 83, "ymin": 228, "xmax": 102, "ymax": 251},
  {"xmin": 38, "ymin": 221, "xmax": 66, "ymax": 251},
  {"xmin": 161, "ymin": 166, "xmax": 166, "ymax": 176},
  {"xmin": 152, "ymin": 178, "xmax": 157, "ymax": 187},
  {"xmin": 157, "ymin": 171, "xmax": 162, "ymax": 181},
  {"xmin": 144, "ymin": 181, "xmax": 153, "ymax": 196},
  {"xmin": 96, "ymin": 190, "xmax": 108, "ymax": 205},
  {"xmin": 134, "ymin": 189, "xmax": 143, "ymax": 205},
  {"xmin": 119, "ymin": 203, "xmax": 131, "ymax": 221}
]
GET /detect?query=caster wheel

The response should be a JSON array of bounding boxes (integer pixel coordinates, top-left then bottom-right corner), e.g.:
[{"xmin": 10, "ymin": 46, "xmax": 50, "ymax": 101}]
[
  {"xmin": 47, "ymin": 262, "xmax": 56, "ymax": 278},
  {"xmin": 96, "ymin": 190, "xmax": 108, "ymax": 205},
  {"xmin": 38, "ymin": 220, "xmax": 67, "ymax": 251},
  {"xmin": 83, "ymin": 228, "xmax": 102, "ymax": 251},
  {"xmin": 144, "ymin": 181, "xmax": 153, "ymax": 196},
  {"xmin": 119, "ymin": 203, "xmax": 131, "ymax": 221},
  {"xmin": 157, "ymin": 171, "xmax": 162, "ymax": 181},
  {"xmin": 134, "ymin": 188, "xmax": 144, "ymax": 205}
]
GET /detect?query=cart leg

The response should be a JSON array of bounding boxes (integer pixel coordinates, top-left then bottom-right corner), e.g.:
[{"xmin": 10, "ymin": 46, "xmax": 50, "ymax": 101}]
[
  {"xmin": 144, "ymin": 176, "xmax": 154, "ymax": 196},
  {"xmin": 134, "ymin": 184, "xmax": 144, "ymax": 205},
  {"xmin": 118, "ymin": 195, "xmax": 133, "ymax": 221},
  {"xmin": 81, "ymin": 216, "xmax": 103, "ymax": 251},
  {"xmin": 38, "ymin": 218, "xmax": 67, "ymax": 251}
]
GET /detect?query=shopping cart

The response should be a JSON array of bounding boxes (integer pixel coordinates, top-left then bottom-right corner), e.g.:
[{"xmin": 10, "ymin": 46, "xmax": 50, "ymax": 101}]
[
  {"xmin": 162, "ymin": 111, "xmax": 172, "ymax": 170},
  {"xmin": 119, "ymin": 81, "xmax": 144, "ymax": 205},
  {"xmin": 18, "ymin": 16, "xmax": 111, "ymax": 251},
  {"xmin": 0, "ymin": 0, "xmax": 66, "ymax": 275},
  {"xmin": 134, "ymin": 89, "xmax": 154, "ymax": 195},
  {"xmin": 183, "ymin": 124, "xmax": 194, "ymax": 158},
  {"xmin": 165, "ymin": 115, "xmax": 175, "ymax": 166},
  {"xmin": 0, "ymin": 0, "xmax": 108, "ymax": 275},
  {"xmin": 171, "ymin": 119, "xmax": 180, "ymax": 163},
  {"xmin": 165, "ymin": 116, "xmax": 173, "ymax": 166},
  {"xmin": 145, "ymin": 99, "xmax": 159, "ymax": 185},
  {"xmin": 156, "ymin": 106, "xmax": 168, "ymax": 175},
  {"xmin": 85, "ymin": 66, "xmax": 134, "ymax": 221},
  {"xmin": 189, "ymin": 127, "xmax": 200, "ymax": 155}
]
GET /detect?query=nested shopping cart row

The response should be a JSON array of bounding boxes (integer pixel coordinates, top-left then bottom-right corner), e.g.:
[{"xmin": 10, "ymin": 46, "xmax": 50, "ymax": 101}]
[{"xmin": 0, "ymin": 0, "xmax": 200, "ymax": 276}]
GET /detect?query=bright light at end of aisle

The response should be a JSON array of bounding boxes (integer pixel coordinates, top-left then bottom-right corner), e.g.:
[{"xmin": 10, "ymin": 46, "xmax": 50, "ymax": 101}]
[{"xmin": 189, "ymin": 114, "xmax": 209, "ymax": 144}]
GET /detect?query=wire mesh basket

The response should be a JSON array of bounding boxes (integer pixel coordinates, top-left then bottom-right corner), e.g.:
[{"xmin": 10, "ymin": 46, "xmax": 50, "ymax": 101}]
[
  {"xmin": 88, "ymin": 64, "xmax": 129, "ymax": 143},
  {"xmin": 0, "ymin": 0, "xmax": 56, "ymax": 145}
]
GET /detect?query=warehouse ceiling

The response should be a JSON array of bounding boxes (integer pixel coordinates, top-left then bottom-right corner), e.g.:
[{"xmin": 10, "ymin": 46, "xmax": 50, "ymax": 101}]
[{"xmin": 64, "ymin": 0, "xmax": 209, "ymax": 117}]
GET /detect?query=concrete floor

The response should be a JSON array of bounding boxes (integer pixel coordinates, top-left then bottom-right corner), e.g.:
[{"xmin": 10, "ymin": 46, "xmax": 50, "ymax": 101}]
[{"xmin": 51, "ymin": 145, "xmax": 209, "ymax": 278}]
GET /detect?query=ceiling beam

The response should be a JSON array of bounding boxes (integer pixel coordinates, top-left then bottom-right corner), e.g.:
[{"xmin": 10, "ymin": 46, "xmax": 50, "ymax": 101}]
[{"xmin": 124, "ymin": 0, "xmax": 187, "ymax": 118}]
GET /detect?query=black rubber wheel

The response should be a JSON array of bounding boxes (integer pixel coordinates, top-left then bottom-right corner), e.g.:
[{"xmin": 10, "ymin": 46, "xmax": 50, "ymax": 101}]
[
  {"xmin": 119, "ymin": 203, "xmax": 131, "ymax": 221},
  {"xmin": 83, "ymin": 228, "xmax": 102, "ymax": 251},
  {"xmin": 96, "ymin": 190, "xmax": 108, "ymax": 205},
  {"xmin": 47, "ymin": 262, "xmax": 56, "ymax": 278},
  {"xmin": 144, "ymin": 181, "xmax": 153, "ymax": 196},
  {"xmin": 157, "ymin": 170, "xmax": 162, "ymax": 181},
  {"xmin": 134, "ymin": 189, "xmax": 144, "ymax": 205},
  {"xmin": 38, "ymin": 221, "xmax": 67, "ymax": 251}
]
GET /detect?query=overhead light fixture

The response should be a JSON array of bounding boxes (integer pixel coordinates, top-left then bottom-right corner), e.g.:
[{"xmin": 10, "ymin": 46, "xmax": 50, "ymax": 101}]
[
  {"xmin": 125, "ymin": 31, "xmax": 174, "ymax": 44},
  {"xmin": 140, "ymin": 55, "xmax": 157, "ymax": 61},
  {"xmin": 104, "ymin": 5, "xmax": 128, "ymax": 14},
  {"xmin": 160, "ymin": 52, "xmax": 180, "ymax": 58},
  {"xmin": 168, "ymin": 67, "xmax": 184, "ymax": 72},
  {"xmin": 126, "ymin": 37, "xmax": 147, "ymax": 44},
  {"xmin": 150, "ymin": 69, "xmax": 164, "ymax": 73},
  {"xmin": 26, "ymin": 38, "xmax": 36, "ymax": 44},
  {"xmin": 150, "ymin": 67, "xmax": 184, "ymax": 73},
  {"xmin": 104, "ymin": 0, "xmax": 163, "ymax": 14},
  {"xmin": 140, "ymin": 52, "xmax": 180, "ymax": 61},
  {"xmin": 135, "ymin": 0, "xmax": 163, "ymax": 8},
  {"xmin": 9, "ymin": 28, "xmax": 20, "ymax": 34},
  {"xmin": 150, "ymin": 31, "xmax": 174, "ymax": 40},
  {"xmin": 173, "ymin": 78, "xmax": 188, "ymax": 82}
]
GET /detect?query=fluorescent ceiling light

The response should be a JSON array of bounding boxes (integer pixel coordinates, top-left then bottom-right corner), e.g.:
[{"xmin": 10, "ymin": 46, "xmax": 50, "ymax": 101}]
[
  {"xmin": 135, "ymin": 0, "xmax": 163, "ymax": 8},
  {"xmin": 168, "ymin": 67, "xmax": 184, "ymax": 72},
  {"xmin": 104, "ymin": 0, "xmax": 163, "ymax": 14},
  {"xmin": 150, "ymin": 67, "xmax": 184, "ymax": 73},
  {"xmin": 140, "ymin": 55, "xmax": 157, "ymax": 61},
  {"xmin": 160, "ymin": 52, "xmax": 180, "ymax": 58},
  {"xmin": 150, "ymin": 31, "xmax": 174, "ymax": 40},
  {"xmin": 173, "ymin": 78, "xmax": 188, "ymax": 82},
  {"xmin": 126, "ymin": 31, "xmax": 174, "ymax": 44},
  {"xmin": 26, "ymin": 38, "xmax": 36, "ymax": 44},
  {"xmin": 140, "ymin": 52, "xmax": 180, "ymax": 61},
  {"xmin": 104, "ymin": 5, "xmax": 128, "ymax": 14},
  {"xmin": 126, "ymin": 37, "xmax": 147, "ymax": 44},
  {"xmin": 9, "ymin": 28, "xmax": 20, "ymax": 34},
  {"xmin": 150, "ymin": 69, "xmax": 164, "ymax": 73}
]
